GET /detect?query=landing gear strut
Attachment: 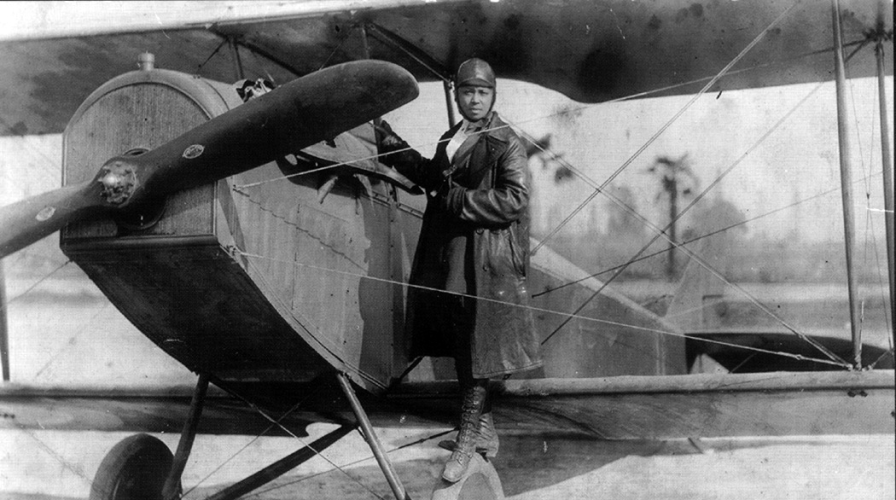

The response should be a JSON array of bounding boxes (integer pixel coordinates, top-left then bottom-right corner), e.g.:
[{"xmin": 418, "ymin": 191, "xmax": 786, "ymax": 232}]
[
  {"xmin": 336, "ymin": 372, "xmax": 409, "ymax": 500},
  {"xmin": 89, "ymin": 373, "xmax": 210, "ymax": 500},
  {"xmin": 88, "ymin": 372, "xmax": 415, "ymax": 500},
  {"xmin": 88, "ymin": 372, "xmax": 504, "ymax": 500}
]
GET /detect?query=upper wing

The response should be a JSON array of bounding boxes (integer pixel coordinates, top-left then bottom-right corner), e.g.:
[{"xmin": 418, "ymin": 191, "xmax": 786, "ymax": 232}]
[{"xmin": 0, "ymin": 0, "xmax": 891, "ymax": 137}]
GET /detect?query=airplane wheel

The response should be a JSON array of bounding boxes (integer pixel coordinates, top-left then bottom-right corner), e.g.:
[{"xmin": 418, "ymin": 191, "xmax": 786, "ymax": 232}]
[
  {"xmin": 432, "ymin": 454, "xmax": 504, "ymax": 500},
  {"xmin": 89, "ymin": 433, "xmax": 178, "ymax": 500},
  {"xmin": 457, "ymin": 472, "xmax": 499, "ymax": 500}
]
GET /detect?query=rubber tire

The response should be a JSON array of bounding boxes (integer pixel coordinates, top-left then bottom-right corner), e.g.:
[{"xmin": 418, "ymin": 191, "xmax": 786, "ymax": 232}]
[
  {"xmin": 458, "ymin": 473, "xmax": 499, "ymax": 500},
  {"xmin": 89, "ymin": 434, "xmax": 176, "ymax": 500}
]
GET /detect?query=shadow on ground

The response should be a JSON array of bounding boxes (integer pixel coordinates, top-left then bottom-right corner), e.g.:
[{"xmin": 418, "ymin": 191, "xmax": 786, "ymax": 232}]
[{"xmin": 1, "ymin": 434, "xmax": 883, "ymax": 500}]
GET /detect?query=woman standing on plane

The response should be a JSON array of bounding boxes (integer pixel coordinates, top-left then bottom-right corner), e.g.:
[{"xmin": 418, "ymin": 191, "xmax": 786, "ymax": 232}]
[{"xmin": 378, "ymin": 58, "xmax": 542, "ymax": 482}]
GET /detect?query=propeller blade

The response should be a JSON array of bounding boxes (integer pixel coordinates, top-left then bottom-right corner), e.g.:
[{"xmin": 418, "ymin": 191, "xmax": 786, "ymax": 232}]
[
  {"xmin": 0, "ymin": 181, "xmax": 102, "ymax": 257},
  {"xmin": 0, "ymin": 60, "xmax": 418, "ymax": 259}
]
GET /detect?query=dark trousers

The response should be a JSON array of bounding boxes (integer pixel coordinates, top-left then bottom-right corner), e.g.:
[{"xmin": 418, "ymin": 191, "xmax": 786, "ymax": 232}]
[{"xmin": 449, "ymin": 295, "xmax": 491, "ymax": 413}]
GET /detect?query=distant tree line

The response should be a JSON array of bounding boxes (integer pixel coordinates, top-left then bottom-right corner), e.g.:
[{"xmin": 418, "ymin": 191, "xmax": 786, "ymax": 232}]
[{"xmin": 531, "ymin": 150, "xmax": 886, "ymax": 285}]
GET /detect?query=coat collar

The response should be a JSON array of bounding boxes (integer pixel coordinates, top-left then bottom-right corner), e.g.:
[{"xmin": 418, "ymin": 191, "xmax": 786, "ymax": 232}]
[{"xmin": 444, "ymin": 111, "xmax": 512, "ymax": 144}]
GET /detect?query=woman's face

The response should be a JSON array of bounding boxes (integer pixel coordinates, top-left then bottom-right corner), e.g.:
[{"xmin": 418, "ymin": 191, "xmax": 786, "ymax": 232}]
[{"xmin": 456, "ymin": 85, "xmax": 495, "ymax": 122}]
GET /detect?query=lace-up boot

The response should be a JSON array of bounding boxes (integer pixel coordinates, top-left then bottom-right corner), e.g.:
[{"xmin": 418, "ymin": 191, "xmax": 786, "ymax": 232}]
[
  {"xmin": 477, "ymin": 412, "xmax": 499, "ymax": 458},
  {"xmin": 441, "ymin": 385, "xmax": 487, "ymax": 482},
  {"xmin": 438, "ymin": 411, "xmax": 499, "ymax": 458}
]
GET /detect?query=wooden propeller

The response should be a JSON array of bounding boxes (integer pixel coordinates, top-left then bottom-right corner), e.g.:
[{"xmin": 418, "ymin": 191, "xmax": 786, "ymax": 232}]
[{"xmin": 0, "ymin": 60, "xmax": 419, "ymax": 259}]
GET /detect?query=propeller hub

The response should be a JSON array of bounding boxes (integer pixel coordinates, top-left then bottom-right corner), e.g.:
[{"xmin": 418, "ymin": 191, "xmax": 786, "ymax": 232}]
[{"xmin": 98, "ymin": 160, "xmax": 138, "ymax": 205}]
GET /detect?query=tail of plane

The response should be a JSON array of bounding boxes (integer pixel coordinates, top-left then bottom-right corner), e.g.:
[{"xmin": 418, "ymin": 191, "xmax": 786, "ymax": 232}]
[
  {"xmin": 662, "ymin": 237, "xmax": 731, "ymax": 374},
  {"xmin": 664, "ymin": 237, "xmax": 726, "ymax": 334},
  {"xmin": 663, "ymin": 237, "xmax": 894, "ymax": 372}
]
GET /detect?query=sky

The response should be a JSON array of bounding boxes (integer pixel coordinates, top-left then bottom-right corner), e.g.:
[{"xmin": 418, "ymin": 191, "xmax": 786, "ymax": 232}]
[{"xmin": 383, "ymin": 75, "xmax": 893, "ymax": 245}]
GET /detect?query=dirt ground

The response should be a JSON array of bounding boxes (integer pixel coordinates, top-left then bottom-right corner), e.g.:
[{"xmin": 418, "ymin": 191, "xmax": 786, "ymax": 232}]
[{"xmin": 1, "ymin": 426, "xmax": 893, "ymax": 500}]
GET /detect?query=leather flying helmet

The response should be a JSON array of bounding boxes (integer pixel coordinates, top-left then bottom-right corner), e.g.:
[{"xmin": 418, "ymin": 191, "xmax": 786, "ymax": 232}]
[{"xmin": 455, "ymin": 58, "xmax": 496, "ymax": 88}]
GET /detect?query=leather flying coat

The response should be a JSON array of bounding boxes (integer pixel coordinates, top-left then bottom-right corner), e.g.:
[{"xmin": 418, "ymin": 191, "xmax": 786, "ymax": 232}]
[{"xmin": 382, "ymin": 113, "xmax": 542, "ymax": 378}]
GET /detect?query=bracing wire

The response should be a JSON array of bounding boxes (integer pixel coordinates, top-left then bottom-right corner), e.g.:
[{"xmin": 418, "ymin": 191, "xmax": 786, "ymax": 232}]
[
  {"xmin": 237, "ymin": 250, "xmax": 850, "ymax": 369},
  {"xmin": 0, "ymin": 123, "xmax": 64, "ymax": 197},
  {"xmin": 180, "ymin": 383, "xmax": 326, "ymax": 499},
  {"xmin": 534, "ymin": 175, "xmax": 850, "ymax": 366},
  {"xmin": 529, "ymin": 0, "xmax": 801, "ymax": 256},
  {"xmin": 222, "ymin": 21, "xmax": 891, "ymax": 370},
  {"xmin": 240, "ymin": 13, "xmax": 817, "ymax": 193},
  {"xmin": 248, "ymin": 428, "xmax": 456, "ymax": 498},
  {"xmin": 230, "ymin": 32, "xmax": 860, "ymax": 193},
  {"xmin": 213, "ymin": 388, "xmax": 389, "ymax": 500},
  {"xmin": 3, "ymin": 6, "xmax": 891, "ymax": 498},
  {"xmin": 33, "ymin": 302, "xmax": 110, "ymax": 380},
  {"xmin": 847, "ymin": 50, "xmax": 894, "ymax": 349},
  {"xmin": 514, "ymin": 78, "xmax": 825, "ymax": 298},
  {"xmin": 197, "ymin": 38, "xmax": 229, "ymax": 73},
  {"xmin": 510, "ymin": 79, "xmax": 849, "ymax": 364},
  {"xmin": 0, "ymin": 260, "xmax": 72, "ymax": 314},
  {"xmin": 232, "ymin": 157, "xmax": 886, "ymax": 371},
  {"xmin": 9, "ymin": 420, "xmax": 94, "ymax": 487},
  {"xmin": 532, "ymin": 170, "xmax": 886, "ymax": 299},
  {"xmin": 846, "ymin": 48, "xmax": 873, "ymax": 347},
  {"xmin": 520, "ymin": 40, "xmax": 874, "ymax": 363},
  {"xmin": 317, "ymin": 23, "xmax": 353, "ymax": 72}
]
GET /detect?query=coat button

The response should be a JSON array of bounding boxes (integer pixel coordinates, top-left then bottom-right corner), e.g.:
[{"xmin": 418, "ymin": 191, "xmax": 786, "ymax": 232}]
[{"xmin": 475, "ymin": 228, "xmax": 484, "ymax": 234}]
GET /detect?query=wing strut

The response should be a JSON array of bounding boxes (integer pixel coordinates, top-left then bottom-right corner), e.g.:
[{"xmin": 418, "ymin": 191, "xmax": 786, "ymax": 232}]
[
  {"xmin": 337, "ymin": 372, "xmax": 411, "ymax": 500},
  {"xmin": 831, "ymin": 0, "xmax": 862, "ymax": 368},
  {"xmin": 0, "ymin": 264, "xmax": 7, "ymax": 381},
  {"xmin": 227, "ymin": 37, "xmax": 245, "ymax": 80},
  {"xmin": 872, "ymin": 3, "xmax": 895, "ymax": 346},
  {"xmin": 364, "ymin": 22, "xmax": 457, "ymax": 127}
]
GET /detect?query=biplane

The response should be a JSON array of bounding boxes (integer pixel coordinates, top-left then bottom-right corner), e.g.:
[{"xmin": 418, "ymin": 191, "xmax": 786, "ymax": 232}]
[{"xmin": 0, "ymin": 1, "xmax": 893, "ymax": 499}]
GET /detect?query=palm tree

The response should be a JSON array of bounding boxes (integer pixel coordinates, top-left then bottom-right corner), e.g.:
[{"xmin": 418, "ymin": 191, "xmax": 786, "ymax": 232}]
[
  {"xmin": 525, "ymin": 134, "xmax": 574, "ymax": 184},
  {"xmin": 645, "ymin": 153, "xmax": 699, "ymax": 280}
]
